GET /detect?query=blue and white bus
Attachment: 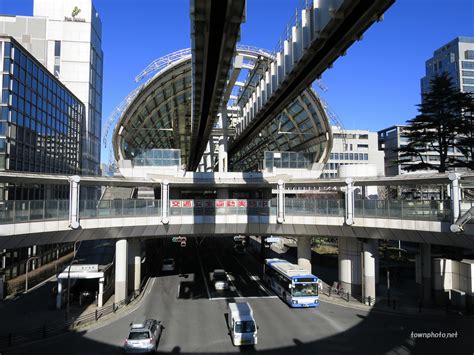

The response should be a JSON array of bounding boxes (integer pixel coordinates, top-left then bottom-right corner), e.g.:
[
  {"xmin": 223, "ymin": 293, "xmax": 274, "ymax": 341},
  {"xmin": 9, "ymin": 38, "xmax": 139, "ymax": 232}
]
[{"xmin": 263, "ymin": 258, "xmax": 320, "ymax": 308}]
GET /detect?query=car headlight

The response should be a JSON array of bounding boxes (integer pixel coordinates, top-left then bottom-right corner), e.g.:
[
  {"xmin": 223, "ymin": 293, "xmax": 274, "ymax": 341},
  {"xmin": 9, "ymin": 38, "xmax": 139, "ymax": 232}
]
[{"xmin": 292, "ymin": 300, "xmax": 298, "ymax": 304}]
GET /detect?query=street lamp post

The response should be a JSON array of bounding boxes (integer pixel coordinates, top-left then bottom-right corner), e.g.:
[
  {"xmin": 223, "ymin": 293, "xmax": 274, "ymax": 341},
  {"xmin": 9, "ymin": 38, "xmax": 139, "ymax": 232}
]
[{"xmin": 25, "ymin": 256, "xmax": 41, "ymax": 293}]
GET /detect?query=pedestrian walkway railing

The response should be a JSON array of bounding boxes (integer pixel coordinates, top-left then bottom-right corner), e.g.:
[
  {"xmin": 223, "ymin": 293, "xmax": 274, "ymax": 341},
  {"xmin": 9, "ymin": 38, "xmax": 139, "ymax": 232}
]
[
  {"xmin": 0, "ymin": 277, "xmax": 149, "ymax": 350},
  {"xmin": 0, "ymin": 198, "xmax": 460, "ymax": 225}
]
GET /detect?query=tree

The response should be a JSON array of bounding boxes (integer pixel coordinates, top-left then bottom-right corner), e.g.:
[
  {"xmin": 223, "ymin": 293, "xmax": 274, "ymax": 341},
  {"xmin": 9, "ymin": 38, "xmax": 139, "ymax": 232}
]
[{"xmin": 397, "ymin": 72, "xmax": 474, "ymax": 173}]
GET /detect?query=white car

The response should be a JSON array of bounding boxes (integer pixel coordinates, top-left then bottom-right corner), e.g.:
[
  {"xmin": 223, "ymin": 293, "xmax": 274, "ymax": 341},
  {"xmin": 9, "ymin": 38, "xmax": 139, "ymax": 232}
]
[
  {"xmin": 213, "ymin": 269, "xmax": 229, "ymax": 291},
  {"xmin": 161, "ymin": 258, "xmax": 175, "ymax": 272}
]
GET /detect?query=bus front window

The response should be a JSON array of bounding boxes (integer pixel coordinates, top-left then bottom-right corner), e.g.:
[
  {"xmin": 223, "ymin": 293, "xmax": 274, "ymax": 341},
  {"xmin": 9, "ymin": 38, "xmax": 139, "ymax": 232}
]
[{"xmin": 292, "ymin": 283, "xmax": 318, "ymax": 297}]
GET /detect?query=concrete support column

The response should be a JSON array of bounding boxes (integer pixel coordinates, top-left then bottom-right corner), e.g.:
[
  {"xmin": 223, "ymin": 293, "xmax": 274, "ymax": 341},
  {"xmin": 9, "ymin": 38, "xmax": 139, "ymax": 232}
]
[
  {"xmin": 68, "ymin": 175, "xmax": 80, "ymax": 229},
  {"xmin": 449, "ymin": 172, "xmax": 461, "ymax": 224},
  {"xmin": 338, "ymin": 237, "xmax": 361, "ymax": 296},
  {"xmin": 161, "ymin": 180, "xmax": 169, "ymax": 225},
  {"xmin": 344, "ymin": 178, "xmax": 354, "ymax": 225},
  {"xmin": 115, "ymin": 239, "xmax": 128, "ymax": 302},
  {"xmin": 56, "ymin": 279, "xmax": 63, "ymax": 309},
  {"xmin": 277, "ymin": 180, "xmax": 285, "ymax": 224},
  {"xmin": 127, "ymin": 240, "xmax": 141, "ymax": 295},
  {"xmin": 98, "ymin": 277, "xmax": 104, "ymax": 308},
  {"xmin": 363, "ymin": 241, "xmax": 376, "ymax": 304},
  {"xmin": 420, "ymin": 243, "xmax": 432, "ymax": 303},
  {"xmin": 372, "ymin": 239, "xmax": 379, "ymax": 285},
  {"xmin": 297, "ymin": 236, "xmax": 312, "ymax": 274}
]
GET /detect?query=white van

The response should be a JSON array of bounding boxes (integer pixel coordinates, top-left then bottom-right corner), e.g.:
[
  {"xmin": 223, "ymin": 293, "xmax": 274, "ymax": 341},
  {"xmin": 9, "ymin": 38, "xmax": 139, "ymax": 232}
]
[{"xmin": 228, "ymin": 302, "xmax": 258, "ymax": 346}]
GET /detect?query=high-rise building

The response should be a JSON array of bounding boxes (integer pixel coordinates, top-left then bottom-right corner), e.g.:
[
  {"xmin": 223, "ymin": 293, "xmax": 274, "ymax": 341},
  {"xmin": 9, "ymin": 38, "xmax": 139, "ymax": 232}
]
[
  {"xmin": 0, "ymin": 36, "xmax": 84, "ymax": 199},
  {"xmin": 421, "ymin": 36, "xmax": 474, "ymax": 95},
  {"xmin": 0, "ymin": 0, "xmax": 103, "ymax": 178}
]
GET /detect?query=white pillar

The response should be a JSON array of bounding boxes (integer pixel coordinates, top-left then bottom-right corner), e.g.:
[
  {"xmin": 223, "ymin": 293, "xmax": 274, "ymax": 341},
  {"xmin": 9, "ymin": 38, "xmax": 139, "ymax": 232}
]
[
  {"xmin": 98, "ymin": 277, "xmax": 104, "ymax": 308},
  {"xmin": 363, "ymin": 241, "xmax": 376, "ymax": 304},
  {"xmin": 420, "ymin": 243, "xmax": 432, "ymax": 303},
  {"xmin": 345, "ymin": 178, "xmax": 354, "ymax": 225},
  {"xmin": 161, "ymin": 180, "xmax": 169, "ymax": 225},
  {"xmin": 68, "ymin": 175, "xmax": 80, "ymax": 229},
  {"xmin": 338, "ymin": 237, "xmax": 361, "ymax": 296},
  {"xmin": 449, "ymin": 172, "xmax": 461, "ymax": 223},
  {"xmin": 297, "ymin": 236, "xmax": 312, "ymax": 274},
  {"xmin": 56, "ymin": 279, "xmax": 63, "ymax": 309},
  {"xmin": 127, "ymin": 240, "xmax": 141, "ymax": 295},
  {"xmin": 115, "ymin": 239, "xmax": 128, "ymax": 302},
  {"xmin": 277, "ymin": 180, "xmax": 285, "ymax": 224}
]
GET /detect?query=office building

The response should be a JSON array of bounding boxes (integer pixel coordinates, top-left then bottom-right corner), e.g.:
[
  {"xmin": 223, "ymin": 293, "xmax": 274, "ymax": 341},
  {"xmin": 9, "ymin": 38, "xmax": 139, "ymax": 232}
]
[
  {"xmin": 421, "ymin": 36, "xmax": 474, "ymax": 95},
  {"xmin": 321, "ymin": 126, "xmax": 385, "ymax": 179},
  {"xmin": 0, "ymin": 36, "xmax": 84, "ymax": 199},
  {"xmin": 0, "ymin": 0, "xmax": 103, "ymax": 178}
]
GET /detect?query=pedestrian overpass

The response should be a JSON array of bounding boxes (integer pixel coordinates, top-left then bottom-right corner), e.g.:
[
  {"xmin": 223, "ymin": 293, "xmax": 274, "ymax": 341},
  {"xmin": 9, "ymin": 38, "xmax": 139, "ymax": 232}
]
[{"xmin": 0, "ymin": 171, "xmax": 473, "ymax": 250}]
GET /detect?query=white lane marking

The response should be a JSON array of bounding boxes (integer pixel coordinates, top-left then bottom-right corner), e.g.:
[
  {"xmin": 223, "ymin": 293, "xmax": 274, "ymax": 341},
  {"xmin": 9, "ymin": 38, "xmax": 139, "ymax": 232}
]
[
  {"xmin": 210, "ymin": 296, "xmax": 278, "ymax": 301},
  {"xmin": 232, "ymin": 255, "xmax": 274, "ymax": 296},
  {"xmin": 194, "ymin": 238, "xmax": 211, "ymax": 299}
]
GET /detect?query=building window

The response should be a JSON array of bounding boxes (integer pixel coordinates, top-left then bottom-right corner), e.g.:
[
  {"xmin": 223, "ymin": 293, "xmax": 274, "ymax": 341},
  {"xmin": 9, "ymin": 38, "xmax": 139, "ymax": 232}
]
[
  {"xmin": 463, "ymin": 78, "xmax": 474, "ymax": 85},
  {"xmin": 357, "ymin": 144, "xmax": 369, "ymax": 149},
  {"xmin": 359, "ymin": 134, "xmax": 368, "ymax": 139},
  {"xmin": 465, "ymin": 50, "xmax": 474, "ymax": 60},
  {"xmin": 54, "ymin": 41, "xmax": 61, "ymax": 57},
  {"xmin": 463, "ymin": 71, "xmax": 474, "ymax": 77},
  {"xmin": 364, "ymin": 153, "xmax": 368, "ymax": 160},
  {"xmin": 463, "ymin": 86, "xmax": 474, "ymax": 92},
  {"xmin": 462, "ymin": 61, "xmax": 474, "ymax": 69}
]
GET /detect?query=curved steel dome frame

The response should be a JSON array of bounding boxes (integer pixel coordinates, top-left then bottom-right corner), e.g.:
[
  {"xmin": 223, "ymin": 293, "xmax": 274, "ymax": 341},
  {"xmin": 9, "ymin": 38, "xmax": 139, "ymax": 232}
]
[{"xmin": 112, "ymin": 46, "xmax": 332, "ymax": 172}]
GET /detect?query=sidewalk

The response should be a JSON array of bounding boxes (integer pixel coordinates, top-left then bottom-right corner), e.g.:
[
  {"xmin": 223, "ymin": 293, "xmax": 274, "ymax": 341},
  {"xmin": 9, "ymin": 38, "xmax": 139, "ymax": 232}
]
[{"xmin": 0, "ymin": 276, "xmax": 109, "ymax": 335}]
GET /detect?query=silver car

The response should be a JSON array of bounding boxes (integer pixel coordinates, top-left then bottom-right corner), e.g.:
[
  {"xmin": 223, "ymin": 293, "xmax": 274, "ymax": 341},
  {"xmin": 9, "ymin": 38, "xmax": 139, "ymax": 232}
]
[
  {"xmin": 213, "ymin": 269, "xmax": 229, "ymax": 291},
  {"xmin": 124, "ymin": 319, "xmax": 163, "ymax": 354}
]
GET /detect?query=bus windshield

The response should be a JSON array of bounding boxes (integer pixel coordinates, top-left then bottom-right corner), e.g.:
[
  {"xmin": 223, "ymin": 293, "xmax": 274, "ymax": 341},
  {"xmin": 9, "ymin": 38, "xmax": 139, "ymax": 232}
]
[
  {"xmin": 292, "ymin": 283, "xmax": 318, "ymax": 297},
  {"xmin": 234, "ymin": 321, "xmax": 256, "ymax": 333}
]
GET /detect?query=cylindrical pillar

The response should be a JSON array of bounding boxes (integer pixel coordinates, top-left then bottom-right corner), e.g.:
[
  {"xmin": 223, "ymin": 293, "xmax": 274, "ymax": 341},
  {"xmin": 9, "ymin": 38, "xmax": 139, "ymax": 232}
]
[
  {"xmin": 420, "ymin": 243, "xmax": 432, "ymax": 303},
  {"xmin": 338, "ymin": 237, "xmax": 361, "ymax": 296},
  {"xmin": 98, "ymin": 277, "xmax": 104, "ymax": 308},
  {"xmin": 115, "ymin": 239, "xmax": 128, "ymax": 302},
  {"xmin": 127, "ymin": 240, "xmax": 141, "ymax": 294},
  {"xmin": 297, "ymin": 236, "xmax": 312, "ymax": 274},
  {"xmin": 345, "ymin": 178, "xmax": 354, "ymax": 225},
  {"xmin": 449, "ymin": 173, "xmax": 461, "ymax": 223},
  {"xmin": 277, "ymin": 180, "xmax": 285, "ymax": 224},
  {"xmin": 68, "ymin": 175, "xmax": 81, "ymax": 229},
  {"xmin": 363, "ymin": 241, "xmax": 376, "ymax": 304},
  {"xmin": 56, "ymin": 279, "xmax": 63, "ymax": 309},
  {"xmin": 161, "ymin": 180, "xmax": 169, "ymax": 224}
]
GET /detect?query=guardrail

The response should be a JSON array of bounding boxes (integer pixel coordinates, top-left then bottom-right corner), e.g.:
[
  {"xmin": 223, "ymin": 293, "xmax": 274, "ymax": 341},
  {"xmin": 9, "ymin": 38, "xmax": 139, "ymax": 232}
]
[
  {"xmin": 0, "ymin": 276, "xmax": 149, "ymax": 351},
  {"xmin": 0, "ymin": 198, "xmax": 464, "ymax": 225}
]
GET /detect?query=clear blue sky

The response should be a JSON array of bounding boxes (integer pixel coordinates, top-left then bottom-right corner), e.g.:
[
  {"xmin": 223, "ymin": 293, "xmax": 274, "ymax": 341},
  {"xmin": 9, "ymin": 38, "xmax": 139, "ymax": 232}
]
[{"xmin": 0, "ymin": 0, "xmax": 473, "ymax": 164}]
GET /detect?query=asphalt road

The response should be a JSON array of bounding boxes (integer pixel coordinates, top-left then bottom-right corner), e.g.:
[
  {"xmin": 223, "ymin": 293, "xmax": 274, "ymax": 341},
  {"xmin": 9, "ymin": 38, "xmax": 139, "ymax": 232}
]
[{"xmin": 5, "ymin": 237, "xmax": 473, "ymax": 355}]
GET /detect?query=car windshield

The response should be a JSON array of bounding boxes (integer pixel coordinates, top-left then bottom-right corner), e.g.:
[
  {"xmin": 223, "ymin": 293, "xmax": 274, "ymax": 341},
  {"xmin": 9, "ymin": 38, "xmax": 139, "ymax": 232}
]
[
  {"xmin": 292, "ymin": 283, "xmax": 318, "ymax": 297},
  {"xmin": 235, "ymin": 321, "xmax": 256, "ymax": 333},
  {"xmin": 163, "ymin": 259, "xmax": 174, "ymax": 265},
  {"xmin": 214, "ymin": 273, "xmax": 227, "ymax": 281},
  {"xmin": 128, "ymin": 331, "xmax": 150, "ymax": 340}
]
